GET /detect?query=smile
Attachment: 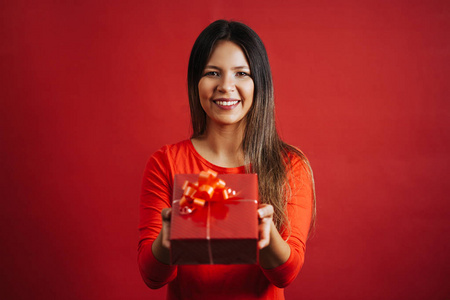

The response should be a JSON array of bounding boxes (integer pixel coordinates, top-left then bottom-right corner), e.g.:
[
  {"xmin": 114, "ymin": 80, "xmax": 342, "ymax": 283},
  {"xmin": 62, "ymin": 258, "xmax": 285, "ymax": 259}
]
[
  {"xmin": 214, "ymin": 100, "xmax": 240, "ymax": 106},
  {"xmin": 212, "ymin": 99, "xmax": 241, "ymax": 110}
]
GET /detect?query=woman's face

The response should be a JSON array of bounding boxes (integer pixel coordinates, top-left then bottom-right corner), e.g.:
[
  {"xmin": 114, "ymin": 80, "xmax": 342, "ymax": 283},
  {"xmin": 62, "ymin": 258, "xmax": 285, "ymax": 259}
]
[{"xmin": 198, "ymin": 40, "xmax": 254, "ymax": 129}]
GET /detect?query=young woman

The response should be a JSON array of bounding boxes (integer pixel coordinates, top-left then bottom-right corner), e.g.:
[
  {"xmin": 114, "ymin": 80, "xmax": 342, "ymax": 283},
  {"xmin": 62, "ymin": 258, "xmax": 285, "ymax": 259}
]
[{"xmin": 138, "ymin": 20, "xmax": 316, "ymax": 300}]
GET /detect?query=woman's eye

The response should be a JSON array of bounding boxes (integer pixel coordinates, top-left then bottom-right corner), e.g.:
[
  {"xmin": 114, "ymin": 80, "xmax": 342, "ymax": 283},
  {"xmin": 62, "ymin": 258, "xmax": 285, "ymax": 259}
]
[
  {"xmin": 204, "ymin": 71, "xmax": 219, "ymax": 77},
  {"xmin": 236, "ymin": 72, "xmax": 250, "ymax": 77}
]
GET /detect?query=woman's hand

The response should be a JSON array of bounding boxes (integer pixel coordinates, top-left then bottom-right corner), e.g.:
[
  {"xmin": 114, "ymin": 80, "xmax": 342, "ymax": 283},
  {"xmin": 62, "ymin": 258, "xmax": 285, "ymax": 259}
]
[
  {"xmin": 160, "ymin": 208, "xmax": 172, "ymax": 249},
  {"xmin": 257, "ymin": 204, "xmax": 274, "ymax": 249},
  {"xmin": 151, "ymin": 208, "xmax": 172, "ymax": 264},
  {"xmin": 257, "ymin": 204, "xmax": 291, "ymax": 269}
]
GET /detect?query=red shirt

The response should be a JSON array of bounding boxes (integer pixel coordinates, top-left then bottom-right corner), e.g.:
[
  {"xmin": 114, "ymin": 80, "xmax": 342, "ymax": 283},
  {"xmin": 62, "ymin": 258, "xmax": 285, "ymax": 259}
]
[{"xmin": 138, "ymin": 140, "xmax": 313, "ymax": 299}]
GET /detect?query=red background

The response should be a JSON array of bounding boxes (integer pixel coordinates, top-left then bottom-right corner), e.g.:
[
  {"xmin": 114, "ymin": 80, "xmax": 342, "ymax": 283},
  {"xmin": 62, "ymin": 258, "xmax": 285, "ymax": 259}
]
[{"xmin": 1, "ymin": 1, "xmax": 449, "ymax": 299}]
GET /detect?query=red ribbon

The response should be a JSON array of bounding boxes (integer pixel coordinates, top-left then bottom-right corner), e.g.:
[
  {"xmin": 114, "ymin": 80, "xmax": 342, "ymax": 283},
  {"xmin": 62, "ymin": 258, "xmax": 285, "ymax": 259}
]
[{"xmin": 179, "ymin": 169, "xmax": 237, "ymax": 214}]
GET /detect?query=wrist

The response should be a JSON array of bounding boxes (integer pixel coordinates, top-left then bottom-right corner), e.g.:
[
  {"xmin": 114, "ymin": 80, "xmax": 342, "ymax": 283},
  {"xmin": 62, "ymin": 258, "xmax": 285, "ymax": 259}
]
[
  {"xmin": 259, "ymin": 222, "xmax": 290, "ymax": 269},
  {"xmin": 152, "ymin": 233, "xmax": 171, "ymax": 265}
]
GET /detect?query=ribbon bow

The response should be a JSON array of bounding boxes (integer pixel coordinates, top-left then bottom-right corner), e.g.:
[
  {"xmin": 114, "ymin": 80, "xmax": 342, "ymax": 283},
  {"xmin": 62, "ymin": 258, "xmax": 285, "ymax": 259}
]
[{"xmin": 179, "ymin": 169, "xmax": 237, "ymax": 214}]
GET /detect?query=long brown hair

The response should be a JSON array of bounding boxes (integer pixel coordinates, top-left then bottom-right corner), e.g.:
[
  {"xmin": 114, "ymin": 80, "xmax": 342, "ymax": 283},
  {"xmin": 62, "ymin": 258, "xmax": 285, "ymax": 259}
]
[{"xmin": 187, "ymin": 20, "xmax": 316, "ymax": 236}]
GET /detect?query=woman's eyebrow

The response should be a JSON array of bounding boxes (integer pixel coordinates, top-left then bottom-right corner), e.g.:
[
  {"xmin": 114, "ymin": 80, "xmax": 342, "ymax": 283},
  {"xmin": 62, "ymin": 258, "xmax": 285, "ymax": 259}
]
[
  {"xmin": 204, "ymin": 65, "xmax": 221, "ymax": 70},
  {"xmin": 204, "ymin": 65, "xmax": 250, "ymax": 70},
  {"xmin": 233, "ymin": 66, "xmax": 250, "ymax": 70}
]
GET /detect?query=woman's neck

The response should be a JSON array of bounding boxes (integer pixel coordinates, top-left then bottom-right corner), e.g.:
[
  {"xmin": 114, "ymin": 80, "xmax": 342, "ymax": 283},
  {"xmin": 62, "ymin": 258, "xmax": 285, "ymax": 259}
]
[{"xmin": 191, "ymin": 123, "xmax": 246, "ymax": 168}]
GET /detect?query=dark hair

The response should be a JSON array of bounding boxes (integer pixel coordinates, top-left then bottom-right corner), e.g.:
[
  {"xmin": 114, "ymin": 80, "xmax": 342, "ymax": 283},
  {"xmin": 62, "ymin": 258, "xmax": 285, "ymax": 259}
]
[{"xmin": 187, "ymin": 20, "xmax": 316, "ymax": 236}]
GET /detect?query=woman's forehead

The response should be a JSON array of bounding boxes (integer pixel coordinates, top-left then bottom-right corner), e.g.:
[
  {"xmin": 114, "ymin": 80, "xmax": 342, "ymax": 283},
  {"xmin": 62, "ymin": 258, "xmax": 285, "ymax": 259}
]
[{"xmin": 206, "ymin": 40, "xmax": 249, "ymax": 67}]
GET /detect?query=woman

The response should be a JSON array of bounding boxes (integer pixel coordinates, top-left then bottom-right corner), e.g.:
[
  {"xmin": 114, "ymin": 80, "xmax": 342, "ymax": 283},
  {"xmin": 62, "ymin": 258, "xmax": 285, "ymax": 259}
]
[{"xmin": 138, "ymin": 20, "xmax": 316, "ymax": 299}]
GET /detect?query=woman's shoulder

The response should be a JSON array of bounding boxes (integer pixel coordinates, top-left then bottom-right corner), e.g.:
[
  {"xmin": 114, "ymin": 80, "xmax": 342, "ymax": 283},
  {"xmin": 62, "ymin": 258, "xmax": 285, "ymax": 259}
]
[
  {"xmin": 282, "ymin": 144, "xmax": 314, "ymax": 184},
  {"xmin": 150, "ymin": 139, "xmax": 192, "ymax": 157},
  {"xmin": 143, "ymin": 140, "xmax": 195, "ymax": 182},
  {"xmin": 149, "ymin": 138, "xmax": 209, "ymax": 170},
  {"xmin": 283, "ymin": 144, "xmax": 310, "ymax": 166},
  {"xmin": 145, "ymin": 139, "xmax": 191, "ymax": 167}
]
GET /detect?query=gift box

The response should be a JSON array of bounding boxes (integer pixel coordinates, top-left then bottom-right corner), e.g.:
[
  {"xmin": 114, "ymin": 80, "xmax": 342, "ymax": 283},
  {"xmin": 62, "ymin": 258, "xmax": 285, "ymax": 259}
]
[{"xmin": 170, "ymin": 171, "xmax": 258, "ymax": 265}]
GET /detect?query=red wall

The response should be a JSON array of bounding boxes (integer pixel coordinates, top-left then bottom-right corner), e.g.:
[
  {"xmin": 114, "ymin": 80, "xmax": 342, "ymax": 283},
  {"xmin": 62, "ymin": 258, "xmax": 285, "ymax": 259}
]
[{"xmin": 1, "ymin": 1, "xmax": 449, "ymax": 299}]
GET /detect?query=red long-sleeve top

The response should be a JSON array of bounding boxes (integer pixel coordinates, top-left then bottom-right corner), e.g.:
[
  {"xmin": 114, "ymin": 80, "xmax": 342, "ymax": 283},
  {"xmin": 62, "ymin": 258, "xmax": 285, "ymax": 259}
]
[{"xmin": 138, "ymin": 140, "xmax": 313, "ymax": 299}]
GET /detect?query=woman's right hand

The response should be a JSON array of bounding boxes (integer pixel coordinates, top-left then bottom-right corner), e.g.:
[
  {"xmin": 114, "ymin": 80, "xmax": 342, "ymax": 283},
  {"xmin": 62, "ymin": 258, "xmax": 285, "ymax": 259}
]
[
  {"xmin": 151, "ymin": 208, "xmax": 172, "ymax": 264},
  {"xmin": 160, "ymin": 208, "xmax": 172, "ymax": 249}
]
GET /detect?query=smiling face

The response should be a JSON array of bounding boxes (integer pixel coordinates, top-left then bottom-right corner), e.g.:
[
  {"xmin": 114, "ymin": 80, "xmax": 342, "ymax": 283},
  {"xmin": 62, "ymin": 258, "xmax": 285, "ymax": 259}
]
[{"xmin": 198, "ymin": 40, "xmax": 254, "ymax": 129}]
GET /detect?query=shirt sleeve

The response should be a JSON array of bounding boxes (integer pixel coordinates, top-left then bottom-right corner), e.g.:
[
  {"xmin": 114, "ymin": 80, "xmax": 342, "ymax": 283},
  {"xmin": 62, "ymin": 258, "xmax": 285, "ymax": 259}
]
[
  {"xmin": 260, "ymin": 154, "xmax": 314, "ymax": 288},
  {"xmin": 137, "ymin": 148, "xmax": 177, "ymax": 289}
]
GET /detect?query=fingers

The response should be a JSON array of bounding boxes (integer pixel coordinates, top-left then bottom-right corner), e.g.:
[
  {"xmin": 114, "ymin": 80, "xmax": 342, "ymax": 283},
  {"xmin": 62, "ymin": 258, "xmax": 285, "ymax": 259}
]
[
  {"xmin": 258, "ymin": 204, "xmax": 274, "ymax": 219},
  {"xmin": 257, "ymin": 204, "xmax": 273, "ymax": 249},
  {"xmin": 161, "ymin": 208, "xmax": 172, "ymax": 221},
  {"xmin": 161, "ymin": 208, "xmax": 172, "ymax": 249},
  {"xmin": 258, "ymin": 221, "xmax": 271, "ymax": 249}
]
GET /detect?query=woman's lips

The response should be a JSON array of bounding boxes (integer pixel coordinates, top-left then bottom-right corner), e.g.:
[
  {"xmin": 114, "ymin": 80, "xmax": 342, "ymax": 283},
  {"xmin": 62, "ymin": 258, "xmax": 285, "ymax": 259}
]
[{"xmin": 213, "ymin": 99, "xmax": 241, "ymax": 110}]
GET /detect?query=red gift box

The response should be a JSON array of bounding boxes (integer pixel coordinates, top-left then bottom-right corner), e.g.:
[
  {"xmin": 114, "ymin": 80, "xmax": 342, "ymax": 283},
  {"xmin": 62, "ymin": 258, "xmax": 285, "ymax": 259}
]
[{"xmin": 170, "ymin": 173, "xmax": 258, "ymax": 265}]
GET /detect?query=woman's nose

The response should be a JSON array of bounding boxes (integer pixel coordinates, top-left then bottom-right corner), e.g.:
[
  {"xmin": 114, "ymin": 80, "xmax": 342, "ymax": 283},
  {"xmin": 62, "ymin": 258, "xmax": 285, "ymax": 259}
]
[{"xmin": 217, "ymin": 75, "xmax": 235, "ymax": 93}]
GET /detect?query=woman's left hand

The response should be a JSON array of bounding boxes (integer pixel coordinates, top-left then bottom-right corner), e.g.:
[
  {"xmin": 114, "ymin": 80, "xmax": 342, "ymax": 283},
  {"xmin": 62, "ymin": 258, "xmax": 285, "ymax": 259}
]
[{"xmin": 257, "ymin": 204, "xmax": 274, "ymax": 249}]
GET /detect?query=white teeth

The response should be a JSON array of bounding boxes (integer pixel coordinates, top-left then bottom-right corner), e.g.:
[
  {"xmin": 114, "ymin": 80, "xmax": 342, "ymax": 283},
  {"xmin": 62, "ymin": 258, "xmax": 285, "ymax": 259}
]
[{"xmin": 215, "ymin": 100, "xmax": 239, "ymax": 106}]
